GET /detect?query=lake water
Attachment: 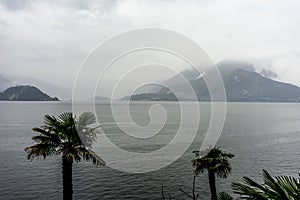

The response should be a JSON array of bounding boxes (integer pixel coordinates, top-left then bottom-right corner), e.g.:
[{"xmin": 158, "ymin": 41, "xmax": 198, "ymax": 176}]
[{"xmin": 1, "ymin": 102, "xmax": 300, "ymax": 199}]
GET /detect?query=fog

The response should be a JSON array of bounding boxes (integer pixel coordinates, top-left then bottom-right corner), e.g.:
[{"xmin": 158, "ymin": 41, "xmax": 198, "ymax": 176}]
[{"xmin": 0, "ymin": 0, "xmax": 300, "ymax": 99}]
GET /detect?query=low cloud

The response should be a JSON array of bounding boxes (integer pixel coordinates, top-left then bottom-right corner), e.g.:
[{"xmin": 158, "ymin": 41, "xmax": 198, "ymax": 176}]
[{"xmin": 0, "ymin": 0, "xmax": 299, "ymax": 99}]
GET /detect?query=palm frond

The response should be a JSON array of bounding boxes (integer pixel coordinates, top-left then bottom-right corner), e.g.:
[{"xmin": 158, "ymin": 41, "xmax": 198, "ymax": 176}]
[
  {"xmin": 75, "ymin": 112, "xmax": 100, "ymax": 148},
  {"xmin": 262, "ymin": 169, "xmax": 290, "ymax": 199},
  {"xmin": 232, "ymin": 181, "xmax": 268, "ymax": 199},
  {"xmin": 276, "ymin": 175, "xmax": 300, "ymax": 199},
  {"xmin": 232, "ymin": 170, "xmax": 300, "ymax": 199},
  {"xmin": 74, "ymin": 147, "xmax": 105, "ymax": 166},
  {"xmin": 77, "ymin": 112, "xmax": 97, "ymax": 126},
  {"xmin": 58, "ymin": 112, "xmax": 73, "ymax": 124},
  {"xmin": 25, "ymin": 143, "xmax": 57, "ymax": 160},
  {"xmin": 192, "ymin": 147, "xmax": 234, "ymax": 178},
  {"xmin": 26, "ymin": 112, "xmax": 105, "ymax": 167},
  {"xmin": 43, "ymin": 114, "xmax": 59, "ymax": 129},
  {"xmin": 32, "ymin": 128, "xmax": 60, "ymax": 144},
  {"xmin": 217, "ymin": 192, "xmax": 234, "ymax": 200}
]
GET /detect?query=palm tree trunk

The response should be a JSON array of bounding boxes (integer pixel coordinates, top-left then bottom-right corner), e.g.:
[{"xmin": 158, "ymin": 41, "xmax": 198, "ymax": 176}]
[
  {"xmin": 62, "ymin": 155, "xmax": 73, "ymax": 200},
  {"xmin": 208, "ymin": 170, "xmax": 217, "ymax": 200}
]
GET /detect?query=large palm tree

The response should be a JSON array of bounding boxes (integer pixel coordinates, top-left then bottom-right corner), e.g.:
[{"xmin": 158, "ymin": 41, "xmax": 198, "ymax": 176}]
[
  {"xmin": 232, "ymin": 169, "xmax": 300, "ymax": 199},
  {"xmin": 192, "ymin": 147, "xmax": 234, "ymax": 200},
  {"xmin": 25, "ymin": 112, "xmax": 105, "ymax": 200}
]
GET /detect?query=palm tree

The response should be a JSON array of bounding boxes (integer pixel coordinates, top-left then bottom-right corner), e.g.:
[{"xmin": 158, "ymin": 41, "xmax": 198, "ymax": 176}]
[
  {"xmin": 217, "ymin": 192, "xmax": 234, "ymax": 200},
  {"xmin": 232, "ymin": 169, "xmax": 300, "ymax": 199},
  {"xmin": 25, "ymin": 112, "xmax": 105, "ymax": 200},
  {"xmin": 192, "ymin": 147, "xmax": 234, "ymax": 200}
]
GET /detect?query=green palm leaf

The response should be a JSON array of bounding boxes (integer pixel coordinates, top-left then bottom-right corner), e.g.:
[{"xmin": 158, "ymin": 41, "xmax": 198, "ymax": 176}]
[
  {"xmin": 25, "ymin": 112, "xmax": 105, "ymax": 200},
  {"xmin": 217, "ymin": 192, "xmax": 234, "ymax": 200},
  {"xmin": 232, "ymin": 170, "xmax": 300, "ymax": 200},
  {"xmin": 192, "ymin": 147, "xmax": 234, "ymax": 199}
]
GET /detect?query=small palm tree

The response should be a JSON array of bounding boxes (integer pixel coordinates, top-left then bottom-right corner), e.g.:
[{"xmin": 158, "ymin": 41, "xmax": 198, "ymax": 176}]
[
  {"xmin": 232, "ymin": 169, "xmax": 300, "ymax": 199},
  {"xmin": 192, "ymin": 147, "xmax": 234, "ymax": 200},
  {"xmin": 25, "ymin": 112, "xmax": 105, "ymax": 200},
  {"xmin": 217, "ymin": 192, "xmax": 234, "ymax": 200}
]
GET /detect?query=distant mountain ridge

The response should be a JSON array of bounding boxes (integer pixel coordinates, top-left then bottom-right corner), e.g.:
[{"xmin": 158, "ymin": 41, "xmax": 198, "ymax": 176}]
[
  {"xmin": 95, "ymin": 96, "xmax": 111, "ymax": 102},
  {"xmin": 0, "ymin": 85, "xmax": 59, "ymax": 101},
  {"xmin": 0, "ymin": 74, "xmax": 67, "ymax": 99},
  {"xmin": 124, "ymin": 61, "xmax": 300, "ymax": 102}
]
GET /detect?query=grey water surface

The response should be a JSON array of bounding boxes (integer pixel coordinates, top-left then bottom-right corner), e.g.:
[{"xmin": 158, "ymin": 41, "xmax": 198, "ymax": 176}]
[{"xmin": 0, "ymin": 102, "xmax": 300, "ymax": 199}]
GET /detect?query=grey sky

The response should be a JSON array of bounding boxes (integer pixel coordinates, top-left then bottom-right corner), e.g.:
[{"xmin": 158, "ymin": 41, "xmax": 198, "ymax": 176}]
[{"xmin": 0, "ymin": 0, "xmax": 300, "ymax": 99}]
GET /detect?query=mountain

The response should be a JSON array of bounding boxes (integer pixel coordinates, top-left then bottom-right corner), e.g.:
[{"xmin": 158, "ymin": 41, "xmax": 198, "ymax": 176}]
[
  {"xmin": 3, "ymin": 75, "xmax": 67, "ymax": 99},
  {"xmin": 0, "ymin": 85, "xmax": 59, "ymax": 101},
  {"xmin": 122, "ymin": 92, "xmax": 177, "ymax": 101},
  {"xmin": 218, "ymin": 69, "xmax": 300, "ymax": 102},
  {"xmin": 123, "ymin": 61, "xmax": 300, "ymax": 102},
  {"xmin": 95, "ymin": 96, "xmax": 111, "ymax": 102}
]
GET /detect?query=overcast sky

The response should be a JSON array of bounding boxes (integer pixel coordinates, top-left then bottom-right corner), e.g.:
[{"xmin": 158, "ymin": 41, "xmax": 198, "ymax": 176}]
[{"xmin": 0, "ymin": 0, "xmax": 300, "ymax": 99}]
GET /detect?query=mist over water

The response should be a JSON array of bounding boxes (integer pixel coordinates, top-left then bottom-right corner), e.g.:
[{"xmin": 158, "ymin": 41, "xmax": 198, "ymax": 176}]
[{"xmin": 1, "ymin": 102, "xmax": 300, "ymax": 199}]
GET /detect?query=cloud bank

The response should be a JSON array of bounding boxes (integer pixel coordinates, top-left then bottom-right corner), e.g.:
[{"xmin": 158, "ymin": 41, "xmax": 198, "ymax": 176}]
[{"xmin": 0, "ymin": 0, "xmax": 300, "ymax": 99}]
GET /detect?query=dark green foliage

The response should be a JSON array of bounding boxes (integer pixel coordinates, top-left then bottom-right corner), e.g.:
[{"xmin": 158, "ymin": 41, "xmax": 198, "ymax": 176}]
[
  {"xmin": 192, "ymin": 147, "xmax": 234, "ymax": 200},
  {"xmin": 232, "ymin": 169, "xmax": 300, "ymax": 200},
  {"xmin": 217, "ymin": 192, "xmax": 234, "ymax": 200},
  {"xmin": 25, "ymin": 112, "xmax": 104, "ymax": 200}
]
